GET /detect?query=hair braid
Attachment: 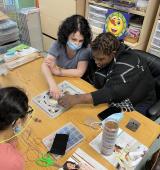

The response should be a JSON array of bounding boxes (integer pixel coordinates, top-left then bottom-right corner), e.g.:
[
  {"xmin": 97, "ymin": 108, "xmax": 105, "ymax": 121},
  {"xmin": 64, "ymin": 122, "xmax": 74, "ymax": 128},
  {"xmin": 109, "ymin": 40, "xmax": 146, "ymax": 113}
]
[{"xmin": 91, "ymin": 32, "xmax": 120, "ymax": 55}]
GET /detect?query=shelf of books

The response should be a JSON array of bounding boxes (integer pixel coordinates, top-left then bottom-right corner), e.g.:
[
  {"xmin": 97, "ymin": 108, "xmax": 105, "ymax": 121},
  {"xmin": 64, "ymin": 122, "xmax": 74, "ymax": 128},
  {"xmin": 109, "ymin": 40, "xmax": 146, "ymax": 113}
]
[
  {"xmin": 147, "ymin": 5, "xmax": 160, "ymax": 57},
  {"xmin": 89, "ymin": 0, "xmax": 146, "ymax": 16},
  {"xmin": 85, "ymin": 0, "xmax": 159, "ymax": 50},
  {"xmin": 1, "ymin": 44, "xmax": 40, "ymax": 70}
]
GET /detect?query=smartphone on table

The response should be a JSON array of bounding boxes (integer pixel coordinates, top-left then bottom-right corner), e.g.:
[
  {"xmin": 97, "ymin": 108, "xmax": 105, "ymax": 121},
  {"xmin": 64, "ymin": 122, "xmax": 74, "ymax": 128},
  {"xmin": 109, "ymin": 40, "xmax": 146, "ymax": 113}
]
[
  {"xmin": 97, "ymin": 106, "xmax": 121, "ymax": 121},
  {"xmin": 50, "ymin": 133, "xmax": 69, "ymax": 155}
]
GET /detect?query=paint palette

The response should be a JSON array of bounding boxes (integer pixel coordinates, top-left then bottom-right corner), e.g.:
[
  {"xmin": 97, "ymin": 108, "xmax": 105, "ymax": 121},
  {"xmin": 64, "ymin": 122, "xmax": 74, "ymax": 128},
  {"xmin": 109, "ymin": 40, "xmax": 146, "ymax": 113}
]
[
  {"xmin": 32, "ymin": 81, "xmax": 84, "ymax": 118},
  {"xmin": 42, "ymin": 122, "xmax": 84, "ymax": 158}
]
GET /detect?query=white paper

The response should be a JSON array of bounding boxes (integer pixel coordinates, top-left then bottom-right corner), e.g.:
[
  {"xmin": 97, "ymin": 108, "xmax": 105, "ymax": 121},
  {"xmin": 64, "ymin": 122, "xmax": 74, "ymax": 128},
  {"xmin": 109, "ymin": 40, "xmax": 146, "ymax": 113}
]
[
  {"xmin": 90, "ymin": 129, "xmax": 148, "ymax": 170},
  {"xmin": 59, "ymin": 148, "xmax": 107, "ymax": 170}
]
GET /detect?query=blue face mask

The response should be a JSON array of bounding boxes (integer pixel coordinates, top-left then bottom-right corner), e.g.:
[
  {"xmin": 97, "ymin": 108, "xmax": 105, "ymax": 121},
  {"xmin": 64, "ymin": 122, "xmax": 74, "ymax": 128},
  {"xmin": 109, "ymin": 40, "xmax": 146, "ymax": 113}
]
[
  {"xmin": 14, "ymin": 126, "xmax": 22, "ymax": 133},
  {"xmin": 12, "ymin": 120, "xmax": 22, "ymax": 134},
  {"xmin": 67, "ymin": 40, "xmax": 82, "ymax": 51}
]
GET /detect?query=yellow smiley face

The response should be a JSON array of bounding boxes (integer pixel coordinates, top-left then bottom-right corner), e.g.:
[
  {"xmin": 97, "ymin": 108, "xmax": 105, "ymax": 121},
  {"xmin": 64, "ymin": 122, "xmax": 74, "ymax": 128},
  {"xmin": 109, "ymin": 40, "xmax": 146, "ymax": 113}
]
[{"xmin": 108, "ymin": 15, "xmax": 124, "ymax": 37}]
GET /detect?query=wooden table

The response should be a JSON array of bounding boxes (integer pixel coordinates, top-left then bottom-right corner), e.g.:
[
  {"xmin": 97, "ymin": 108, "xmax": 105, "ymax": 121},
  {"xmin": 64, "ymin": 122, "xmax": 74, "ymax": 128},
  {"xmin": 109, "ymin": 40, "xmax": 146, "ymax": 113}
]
[{"xmin": 0, "ymin": 58, "xmax": 160, "ymax": 170}]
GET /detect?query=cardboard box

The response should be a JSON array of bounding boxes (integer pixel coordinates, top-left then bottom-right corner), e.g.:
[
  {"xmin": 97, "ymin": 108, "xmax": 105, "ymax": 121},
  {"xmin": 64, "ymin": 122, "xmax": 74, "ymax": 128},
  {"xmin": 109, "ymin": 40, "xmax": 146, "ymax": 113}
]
[
  {"xmin": 39, "ymin": 0, "xmax": 76, "ymax": 39},
  {"xmin": 0, "ymin": 11, "xmax": 9, "ymax": 21},
  {"xmin": 18, "ymin": 8, "xmax": 43, "ymax": 51}
]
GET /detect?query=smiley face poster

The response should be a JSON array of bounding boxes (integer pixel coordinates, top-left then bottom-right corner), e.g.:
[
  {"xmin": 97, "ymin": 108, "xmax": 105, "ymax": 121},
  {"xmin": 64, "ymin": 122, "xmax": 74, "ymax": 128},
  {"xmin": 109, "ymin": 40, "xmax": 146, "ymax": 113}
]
[{"xmin": 105, "ymin": 10, "xmax": 130, "ymax": 40}]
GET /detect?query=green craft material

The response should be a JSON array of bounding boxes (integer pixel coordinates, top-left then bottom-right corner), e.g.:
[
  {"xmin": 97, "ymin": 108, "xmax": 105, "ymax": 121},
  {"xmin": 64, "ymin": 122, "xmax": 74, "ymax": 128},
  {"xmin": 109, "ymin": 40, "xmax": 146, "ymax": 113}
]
[{"xmin": 35, "ymin": 153, "xmax": 55, "ymax": 167}]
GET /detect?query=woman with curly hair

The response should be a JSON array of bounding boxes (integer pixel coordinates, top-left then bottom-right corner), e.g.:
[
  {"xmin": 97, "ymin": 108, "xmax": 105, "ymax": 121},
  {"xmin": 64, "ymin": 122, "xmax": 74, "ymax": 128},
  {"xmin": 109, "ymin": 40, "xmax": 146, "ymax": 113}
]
[{"xmin": 42, "ymin": 15, "xmax": 92, "ymax": 100}]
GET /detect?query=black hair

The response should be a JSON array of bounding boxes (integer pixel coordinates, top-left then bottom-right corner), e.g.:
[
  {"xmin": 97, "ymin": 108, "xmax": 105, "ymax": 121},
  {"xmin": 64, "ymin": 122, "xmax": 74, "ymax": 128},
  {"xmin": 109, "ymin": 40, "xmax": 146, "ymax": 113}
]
[
  {"xmin": 58, "ymin": 15, "xmax": 92, "ymax": 48},
  {"xmin": 91, "ymin": 32, "xmax": 120, "ymax": 55},
  {"xmin": 0, "ymin": 87, "xmax": 28, "ymax": 130},
  {"xmin": 63, "ymin": 161, "xmax": 80, "ymax": 170}
]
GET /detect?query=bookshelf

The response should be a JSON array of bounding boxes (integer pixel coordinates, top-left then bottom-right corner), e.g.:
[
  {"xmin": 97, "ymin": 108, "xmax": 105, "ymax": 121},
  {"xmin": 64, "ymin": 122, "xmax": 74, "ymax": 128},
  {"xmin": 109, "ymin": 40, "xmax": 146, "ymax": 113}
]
[
  {"xmin": 147, "ymin": 5, "xmax": 160, "ymax": 57},
  {"xmin": 85, "ymin": 0, "xmax": 159, "ymax": 50},
  {"xmin": 88, "ymin": 0, "xmax": 146, "ymax": 16}
]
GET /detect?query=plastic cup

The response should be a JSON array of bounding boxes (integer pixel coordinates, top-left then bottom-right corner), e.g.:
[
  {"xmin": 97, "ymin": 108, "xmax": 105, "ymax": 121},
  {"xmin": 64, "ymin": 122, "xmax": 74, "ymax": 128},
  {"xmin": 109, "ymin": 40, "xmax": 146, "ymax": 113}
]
[{"xmin": 101, "ymin": 119, "xmax": 119, "ymax": 156}]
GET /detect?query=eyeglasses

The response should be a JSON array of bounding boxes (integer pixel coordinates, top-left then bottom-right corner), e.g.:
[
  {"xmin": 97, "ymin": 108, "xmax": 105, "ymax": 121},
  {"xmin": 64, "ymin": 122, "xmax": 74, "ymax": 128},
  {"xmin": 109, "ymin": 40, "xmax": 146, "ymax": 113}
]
[
  {"xmin": 26, "ymin": 106, "xmax": 34, "ymax": 115},
  {"xmin": 12, "ymin": 106, "xmax": 34, "ymax": 133},
  {"xmin": 19, "ymin": 105, "xmax": 33, "ymax": 119}
]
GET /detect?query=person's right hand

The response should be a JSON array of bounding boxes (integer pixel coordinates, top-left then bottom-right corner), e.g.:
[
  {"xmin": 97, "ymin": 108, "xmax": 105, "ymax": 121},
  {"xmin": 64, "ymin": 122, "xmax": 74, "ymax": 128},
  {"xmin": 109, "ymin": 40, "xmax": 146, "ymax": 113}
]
[
  {"xmin": 58, "ymin": 94, "xmax": 79, "ymax": 108},
  {"xmin": 49, "ymin": 86, "xmax": 62, "ymax": 100}
]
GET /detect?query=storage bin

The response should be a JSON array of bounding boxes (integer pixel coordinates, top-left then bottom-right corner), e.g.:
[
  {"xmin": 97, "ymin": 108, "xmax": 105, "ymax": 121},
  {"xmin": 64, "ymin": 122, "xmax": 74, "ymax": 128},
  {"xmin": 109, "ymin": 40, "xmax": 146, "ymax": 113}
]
[
  {"xmin": 89, "ymin": 18, "xmax": 105, "ymax": 29},
  {"xmin": 91, "ymin": 25, "xmax": 103, "ymax": 39},
  {"xmin": 157, "ymin": 20, "xmax": 160, "ymax": 31},
  {"xmin": 155, "ymin": 30, "xmax": 160, "ymax": 38},
  {"xmin": 88, "ymin": 12, "xmax": 106, "ymax": 23},
  {"xmin": 88, "ymin": 4, "xmax": 107, "ymax": 16},
  {"xmin": 149, "ymin": 47, "xmax": 160, "ymax": 58},
  {"xmin": 152, "ymin": 37, "xmax": 160, "ymax": 48}
]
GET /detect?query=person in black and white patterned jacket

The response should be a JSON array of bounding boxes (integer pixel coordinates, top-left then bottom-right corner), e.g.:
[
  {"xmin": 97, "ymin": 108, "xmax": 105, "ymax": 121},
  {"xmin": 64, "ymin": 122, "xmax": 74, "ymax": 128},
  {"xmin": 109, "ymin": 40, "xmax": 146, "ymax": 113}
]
[{"xmin": 58, "ymin": 32, "xmax": 156, "ymax": 115}]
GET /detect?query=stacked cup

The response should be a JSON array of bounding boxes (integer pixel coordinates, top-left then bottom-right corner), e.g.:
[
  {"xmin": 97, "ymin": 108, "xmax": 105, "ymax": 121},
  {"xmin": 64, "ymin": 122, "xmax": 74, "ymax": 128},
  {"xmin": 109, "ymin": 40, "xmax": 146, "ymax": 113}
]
[{"xmin": 101, "ymin": 119, "xmax": 119, "ymax": 156}]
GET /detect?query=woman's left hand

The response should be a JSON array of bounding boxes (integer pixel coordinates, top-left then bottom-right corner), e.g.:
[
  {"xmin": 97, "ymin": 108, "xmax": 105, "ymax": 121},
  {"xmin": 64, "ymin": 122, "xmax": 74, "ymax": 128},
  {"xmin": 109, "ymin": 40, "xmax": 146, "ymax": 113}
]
[{"xmin": 50, "ymin": 66, "xmax": 62, "ymax": 76}]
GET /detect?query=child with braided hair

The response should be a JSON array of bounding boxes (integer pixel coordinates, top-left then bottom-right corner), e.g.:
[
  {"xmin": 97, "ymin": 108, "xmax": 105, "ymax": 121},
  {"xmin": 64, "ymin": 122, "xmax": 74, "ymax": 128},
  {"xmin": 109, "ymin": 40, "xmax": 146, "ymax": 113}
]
[{"xmin": 58, "ymin": 32, "xmax": 156, "ymax": 115}]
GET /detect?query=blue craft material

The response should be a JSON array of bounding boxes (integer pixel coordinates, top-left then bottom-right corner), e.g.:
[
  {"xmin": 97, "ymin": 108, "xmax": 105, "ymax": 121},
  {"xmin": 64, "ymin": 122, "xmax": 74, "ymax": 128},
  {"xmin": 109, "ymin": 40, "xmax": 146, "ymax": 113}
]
[
  {"xmin": 103, "ymin": 112, "xmax": 124, "ymax": 123},
  {"xmin": 6, "ymin": 50, "xmax": 16, "ymax": 56}
]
